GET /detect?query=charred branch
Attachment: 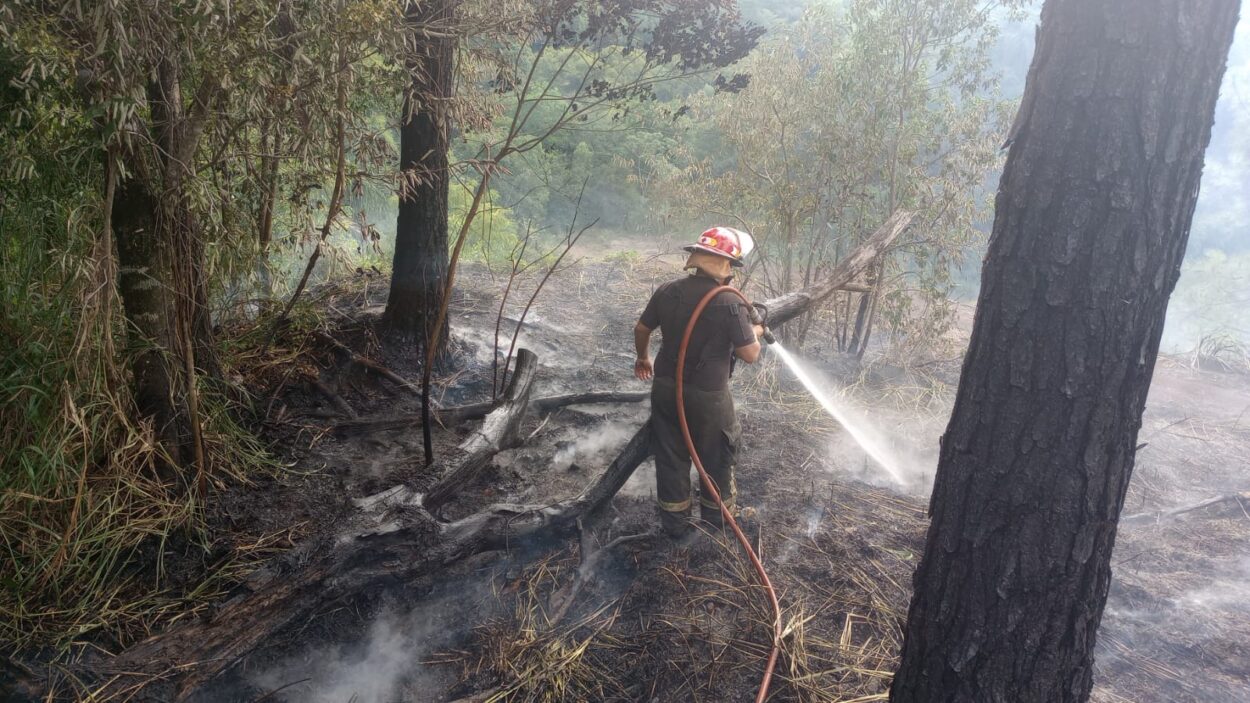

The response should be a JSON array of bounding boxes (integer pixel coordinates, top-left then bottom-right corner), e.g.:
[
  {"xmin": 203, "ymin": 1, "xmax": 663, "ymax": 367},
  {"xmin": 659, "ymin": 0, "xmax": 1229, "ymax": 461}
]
[
  {"xmin": 763, "ymin": 209, "xmax": 913, "ymax": 329},
  {"xmin": 1121, "ymin": 491, "xmax": 1250, "ymax": 524},
  {"xmin": 332, "ymin": 390, "xmax": 650, "ymax": 436}
]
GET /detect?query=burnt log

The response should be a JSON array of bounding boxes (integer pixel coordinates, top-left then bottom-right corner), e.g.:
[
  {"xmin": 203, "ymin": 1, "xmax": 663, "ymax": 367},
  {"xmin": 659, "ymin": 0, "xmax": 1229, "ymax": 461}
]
[
  {"xmin": 332, "ymin": 390, "xmax": 650, "ymax": 436},
  {"xmin": 93, "ymin": 419, "xmax": 655, "ymax": 700},
  {"xmin": 349, "ymin": 348, "xmax": 540, "ymax": 517},
  {"xmin": 763, "ymin": 209, "xmax": 914, "ymax": 328},
  {"xmin": 419, "ymin": 349, "xmax": 538, "ymax": 512},
  {"xmin": 1121, "ymin": 491, "xmax": 1250, "ymax": 524}
]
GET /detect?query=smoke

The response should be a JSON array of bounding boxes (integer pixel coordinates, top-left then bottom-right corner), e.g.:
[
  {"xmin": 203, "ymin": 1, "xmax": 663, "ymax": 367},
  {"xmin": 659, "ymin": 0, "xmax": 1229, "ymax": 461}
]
[
  {"xmin": 619, "ymin": 457, "xmax": 657, "ymax": 498},
  {"xmin": 550, "ymin": 421, "xmax": 636, "ymax": 471},
  {"xmin": 246, "ymin": 584, "xmax": 489, "ymax": 702}
]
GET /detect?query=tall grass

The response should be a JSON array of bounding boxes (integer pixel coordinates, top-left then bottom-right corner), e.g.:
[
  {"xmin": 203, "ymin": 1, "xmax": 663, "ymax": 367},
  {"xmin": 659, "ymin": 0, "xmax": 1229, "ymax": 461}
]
[{"xmin": 0, "ymin": 161, "xmax": 272, "ymax": 651}]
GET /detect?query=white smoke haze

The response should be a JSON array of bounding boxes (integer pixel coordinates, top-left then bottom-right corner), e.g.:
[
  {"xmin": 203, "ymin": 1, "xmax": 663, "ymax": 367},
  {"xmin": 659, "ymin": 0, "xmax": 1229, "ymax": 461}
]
[
  {"xmin": 550, "ymin": 421, "xmax": 637, "ymax": 471},
  {"xmin": 1179, "ymin": 556, "xmax": 1250, "ymax": 612},
  {"xmin": 619, "ymin": 457, "xmax": 657, "ymax": 499},
  {"xmin": 247, "ymin": 584, "xmax": 488, "ymax": 703}
]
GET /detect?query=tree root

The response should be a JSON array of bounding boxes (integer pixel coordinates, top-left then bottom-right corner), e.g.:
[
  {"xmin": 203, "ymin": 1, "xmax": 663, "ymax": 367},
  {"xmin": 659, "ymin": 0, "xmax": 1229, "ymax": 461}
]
[{"xmin": 310, "ymin": 330, "xmax": 422, "ymax": 395}]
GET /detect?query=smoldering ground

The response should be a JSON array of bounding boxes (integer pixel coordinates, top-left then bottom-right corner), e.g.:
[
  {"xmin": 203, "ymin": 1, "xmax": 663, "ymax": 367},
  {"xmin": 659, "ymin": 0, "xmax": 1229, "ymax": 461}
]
[{"xmin": 195, "ymin": 256, "xmax": 1250, "ymax": 703}]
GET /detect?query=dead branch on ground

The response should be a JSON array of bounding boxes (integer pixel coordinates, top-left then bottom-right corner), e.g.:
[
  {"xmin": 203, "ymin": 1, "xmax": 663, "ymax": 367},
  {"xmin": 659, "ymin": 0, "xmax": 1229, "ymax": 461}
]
[
  {"xmin": 310, "ymin": 330, "xmax": 421, "ymax": 395},
  {"xmin": 1121, "ymin": 491, "xmax": 1250, "ymax": 524},
  {"xmin": 331, "ymin": 390, "xmax": 649, "ymax": 436}
]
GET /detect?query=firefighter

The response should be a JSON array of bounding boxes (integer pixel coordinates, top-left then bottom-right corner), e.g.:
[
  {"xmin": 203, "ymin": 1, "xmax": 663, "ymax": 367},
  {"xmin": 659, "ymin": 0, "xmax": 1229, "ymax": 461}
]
[{"xmin": 634, "ymin": 227, "xmax": 764, "ymax": 537}]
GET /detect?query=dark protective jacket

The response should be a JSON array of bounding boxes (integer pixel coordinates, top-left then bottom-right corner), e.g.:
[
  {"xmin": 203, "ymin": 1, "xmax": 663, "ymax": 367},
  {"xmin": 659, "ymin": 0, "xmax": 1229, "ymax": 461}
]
[{"xmin": 639, "ymin": 273, "xmax": 755, "ymax": 391}]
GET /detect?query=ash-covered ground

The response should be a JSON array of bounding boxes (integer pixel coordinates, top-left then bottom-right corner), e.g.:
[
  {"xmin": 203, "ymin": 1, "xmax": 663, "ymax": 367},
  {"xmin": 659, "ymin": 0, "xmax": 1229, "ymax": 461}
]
[{"xmin": 202, "ymin": 247, "xmax": 1250, "ymax": 703}]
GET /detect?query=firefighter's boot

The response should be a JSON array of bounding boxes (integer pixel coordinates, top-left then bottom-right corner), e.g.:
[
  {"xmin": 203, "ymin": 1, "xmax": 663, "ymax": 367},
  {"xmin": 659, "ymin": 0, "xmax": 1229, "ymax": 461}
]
[{"xmin": 660, "ymin": 506, "xmax": 692, "ymax": 539}]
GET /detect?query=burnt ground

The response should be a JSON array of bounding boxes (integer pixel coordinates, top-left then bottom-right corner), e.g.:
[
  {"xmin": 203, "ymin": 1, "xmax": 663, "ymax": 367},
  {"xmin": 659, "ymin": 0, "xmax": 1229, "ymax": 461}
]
[{"xmin": 109, "ymin": 247, "xmax": 1250, "ymax": 702}]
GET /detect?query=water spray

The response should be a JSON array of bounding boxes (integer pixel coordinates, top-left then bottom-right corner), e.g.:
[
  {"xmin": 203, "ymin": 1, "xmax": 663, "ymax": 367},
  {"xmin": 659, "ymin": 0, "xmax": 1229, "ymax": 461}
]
[
  {"xmin": 769, "ymin": 345, "xmax": 908, "ymax": 485},
  {"xmin": 749, "ymin": 304, "xmax": 908, "ymax": 486}
]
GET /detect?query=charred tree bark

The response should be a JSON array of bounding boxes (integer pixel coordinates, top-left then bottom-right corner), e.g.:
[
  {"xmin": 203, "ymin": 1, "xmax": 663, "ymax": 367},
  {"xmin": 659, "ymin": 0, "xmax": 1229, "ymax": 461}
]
[
  {"xmin": 889, "ymin": 2, "xmax": 1239, "ymax": 702},
  {"xmin": 383, "ymin": 0, "xmax": 454, "ymax": 348}
]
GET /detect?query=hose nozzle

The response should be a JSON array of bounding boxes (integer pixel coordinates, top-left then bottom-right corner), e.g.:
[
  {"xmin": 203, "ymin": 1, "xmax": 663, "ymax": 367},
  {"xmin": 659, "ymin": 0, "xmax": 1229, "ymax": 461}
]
[{"xmin": 749, "ymin": 302, "xmax": 776, "ymax": 345}]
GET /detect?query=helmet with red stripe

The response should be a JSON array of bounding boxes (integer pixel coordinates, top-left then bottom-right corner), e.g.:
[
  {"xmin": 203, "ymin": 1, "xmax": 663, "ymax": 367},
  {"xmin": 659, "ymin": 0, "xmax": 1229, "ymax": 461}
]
[{"xmin": 682, "ymin": 226, "xmax": 755, "ymax": 267}]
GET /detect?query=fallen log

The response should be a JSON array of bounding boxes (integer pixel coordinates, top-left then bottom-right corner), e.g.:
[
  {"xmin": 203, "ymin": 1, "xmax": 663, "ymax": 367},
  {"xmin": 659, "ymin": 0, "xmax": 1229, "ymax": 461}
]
[
  {"xmin": 1121, "ymin": 491, "xmax": 1250, "ymax": 524},
  {"xmin": 422, "ymin": 351, "xmax": 538, "ymax": 512},
  {"xmin": 762, "ymin": 209, "xmax": 914, "ymax": 328},
  {"xmin": 90, "ymin": 422, "xmax": 655, "ymax": 701},
  {"xmin": 63, "ymin": 210, "xmax": 913, "ymax": 700},
  {"xmin": 332, "ymin": 390, "xmax": 650, "ymax": 436},
  {"xmin": 348, "ymin": 348, "xmax": 540, "ymax": 519}
]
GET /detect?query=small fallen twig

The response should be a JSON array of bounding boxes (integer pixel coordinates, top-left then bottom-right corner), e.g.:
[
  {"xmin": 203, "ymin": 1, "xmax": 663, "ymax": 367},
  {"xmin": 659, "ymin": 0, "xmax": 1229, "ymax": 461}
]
[
  {"xmin": 310, "ymin": 330, "xmax": 420, "ymax": 395},
  {"xmin": 549, "ymin": 519, "xmax": 654, "ymax": 625},
  {"xmin": 249, "ymin": 678, "xmax": 311, "ymax": 703}
]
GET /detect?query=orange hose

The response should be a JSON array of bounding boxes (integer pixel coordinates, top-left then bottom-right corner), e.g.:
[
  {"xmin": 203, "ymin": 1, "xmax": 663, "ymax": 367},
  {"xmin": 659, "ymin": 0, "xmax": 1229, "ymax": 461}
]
[{"xmin": 675, "ymin": 284, "xmax": 781, "ymax": 703}]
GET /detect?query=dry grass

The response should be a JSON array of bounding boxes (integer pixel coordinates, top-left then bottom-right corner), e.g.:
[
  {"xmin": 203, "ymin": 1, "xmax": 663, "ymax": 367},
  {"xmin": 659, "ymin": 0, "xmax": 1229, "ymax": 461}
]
[
  {"xmin": 1189, "ymin": 333, "xmax": 1250, "ymax": 375},
  {"xmin": 438, "ymin": 481, "xmax": 920, "ymax": 702},
  {"xmin": 1, "ymin": 238, "xmax": 284, "ymax": 652}
]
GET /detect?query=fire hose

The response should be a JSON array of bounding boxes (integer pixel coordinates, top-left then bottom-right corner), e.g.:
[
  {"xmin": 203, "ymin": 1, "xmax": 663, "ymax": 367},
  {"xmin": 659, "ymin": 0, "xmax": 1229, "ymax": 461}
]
[{"xmin": 675, "ymin": 285, "xmax": 781, "ymax": 703}]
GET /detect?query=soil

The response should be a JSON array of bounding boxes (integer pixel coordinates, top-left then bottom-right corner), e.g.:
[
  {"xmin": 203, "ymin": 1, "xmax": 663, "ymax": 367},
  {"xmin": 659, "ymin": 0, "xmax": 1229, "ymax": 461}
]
[{"xmin": 68, "ymin": 248, "xmax": 1250, "ymax": 701}]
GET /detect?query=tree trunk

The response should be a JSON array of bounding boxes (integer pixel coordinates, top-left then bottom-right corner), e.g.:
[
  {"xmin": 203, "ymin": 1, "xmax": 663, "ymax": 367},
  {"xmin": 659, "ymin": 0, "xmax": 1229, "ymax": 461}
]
[
  {"xmin": 114, "ymin": 176, "xmax": 185, "ymax": 470},
  {"xmin": 890, "ymin": 2, "xmax": 1238, "ymax": 702},
  {"xmin": 383, "ymin": 0, "xmax": 454, "ymax": 348},
  {"xmin": 112, "ymin": 55, "xmax": 220, "ymax": 480}
]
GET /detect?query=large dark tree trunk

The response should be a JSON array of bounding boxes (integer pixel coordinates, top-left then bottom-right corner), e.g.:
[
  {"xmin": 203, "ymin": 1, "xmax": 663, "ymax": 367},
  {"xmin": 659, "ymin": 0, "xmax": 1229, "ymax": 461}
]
[
  {"xmin": 890, "ymin": 2, "xmax": 1239, "ymax": 702},
  {"xmin": 114, "ymin": 176, "xmax": 185, "ymax": 468},
  {"xmin": 383, "ymin": 0, "xmax": 454, "ymax": 348}
]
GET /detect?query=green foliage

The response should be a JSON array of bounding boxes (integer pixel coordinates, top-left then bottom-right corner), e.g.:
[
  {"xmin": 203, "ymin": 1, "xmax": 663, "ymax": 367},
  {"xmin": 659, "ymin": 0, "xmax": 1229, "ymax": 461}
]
[
  {"xmin": 454, "ymin": 182, "xmax": 524, "ymax": 267},
  {"xmin": 604, "ymin": 249, "xmax": 643, "ymax": 265},
  {"xmin": 654, "ymin": 0, "xmax": 1021, "ymax": 359},
  {"xmin": 0, "ymin": 117, "xmax": 271, "ymax": 649}
]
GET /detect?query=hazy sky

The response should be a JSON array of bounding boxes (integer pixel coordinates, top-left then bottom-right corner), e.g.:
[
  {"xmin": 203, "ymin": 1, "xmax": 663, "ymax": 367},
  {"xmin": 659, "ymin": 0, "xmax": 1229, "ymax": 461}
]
[
  {"xmin": 995, "ymin": 8, "xmax": 1250, "ymax": 257},
  {"xmin": 992, "ymin": 6, "xmax": 1250, "ymax": 349}
]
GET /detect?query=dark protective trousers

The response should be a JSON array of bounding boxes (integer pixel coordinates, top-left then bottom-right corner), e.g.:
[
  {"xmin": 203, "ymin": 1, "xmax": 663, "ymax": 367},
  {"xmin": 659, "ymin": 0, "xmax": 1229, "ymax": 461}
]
[{"xmin": 650, "ymin": 376, "xmax": 741, "ymax": 521}]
